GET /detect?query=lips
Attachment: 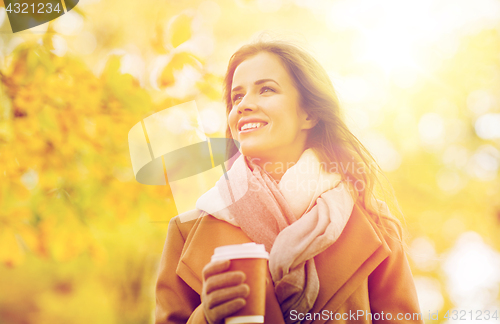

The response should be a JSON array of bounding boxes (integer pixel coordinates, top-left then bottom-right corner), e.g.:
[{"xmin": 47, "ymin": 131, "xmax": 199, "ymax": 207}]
[
  {"xmin": 240, "ymin": 125, "xmax": 267, "ymax": 136},
  {"xmin": 241, "ymin": 122, "xmax": 268, "ymax": 132},
  {"xmin": 237, "ymin": 118, "xmax": 268, "ymax": 131}
]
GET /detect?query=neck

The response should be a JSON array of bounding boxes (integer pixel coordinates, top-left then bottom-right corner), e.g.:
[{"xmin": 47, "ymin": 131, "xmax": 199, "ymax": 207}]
[{"xmin": 248, "ymin": 149, "xmax": 306, "ymax": 182}]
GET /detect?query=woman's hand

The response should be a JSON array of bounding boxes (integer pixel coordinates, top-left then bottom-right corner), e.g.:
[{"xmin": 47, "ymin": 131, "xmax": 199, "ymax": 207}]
[{"xmin": 201, "ymin": 260, "xmax": 250, "ymax": 324}]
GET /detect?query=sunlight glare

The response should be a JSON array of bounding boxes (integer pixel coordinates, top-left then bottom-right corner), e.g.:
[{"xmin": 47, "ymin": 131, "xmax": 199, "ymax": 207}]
[{"xmin": 443, "ymin": 232, "xmax": 500, "ymax": 308}]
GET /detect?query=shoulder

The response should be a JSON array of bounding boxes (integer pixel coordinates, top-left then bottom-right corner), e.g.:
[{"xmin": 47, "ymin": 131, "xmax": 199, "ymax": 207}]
[
  {"xmin": 168, "ymin": 209, "xmax": 205, "ymax": 242},
  {"xmin": 366, "ymin": 210, "xmax": 409, "ymax": 276},
  {"xmin": 365, "ymin": 204, "xmax": 414, "ymax": 287},
  {"xmin": 364, "ymin": 198, "xmax": 405, "ymax": 250}
]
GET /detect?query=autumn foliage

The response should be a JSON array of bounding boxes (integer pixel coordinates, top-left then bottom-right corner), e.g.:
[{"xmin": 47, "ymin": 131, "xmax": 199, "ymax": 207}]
[{"xmin": 1, "ymin": 1, "xmax": 500, "ymax": 323}]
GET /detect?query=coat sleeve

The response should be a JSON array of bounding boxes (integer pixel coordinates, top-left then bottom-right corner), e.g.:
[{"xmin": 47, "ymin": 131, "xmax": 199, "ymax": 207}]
[
  {"xmin": 155, "ymin": 217, "xmax": 208, "ymax": 324},
  {"xmin": 368, "ymin": 221, "xmax": 424, "ymax": 324}
]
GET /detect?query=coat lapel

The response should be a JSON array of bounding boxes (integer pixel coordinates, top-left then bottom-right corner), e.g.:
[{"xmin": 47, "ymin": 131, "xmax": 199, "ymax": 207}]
[
  {"xmin": 176, "ymin": 204, "xmax": 390, "ymax": 319},
  {"xmin": 176, "ymin": 214, "xmax": 252, "ymax": 294},
  {"xmin": 311, "ymin": 203, "xmax": 391, "ymax": 314}
]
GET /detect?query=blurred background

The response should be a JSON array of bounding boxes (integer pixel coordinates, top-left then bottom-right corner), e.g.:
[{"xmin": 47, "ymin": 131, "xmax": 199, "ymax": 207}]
[{"xmin": 1, "ymin": 0, "xmax": 500, "ymax": 323}]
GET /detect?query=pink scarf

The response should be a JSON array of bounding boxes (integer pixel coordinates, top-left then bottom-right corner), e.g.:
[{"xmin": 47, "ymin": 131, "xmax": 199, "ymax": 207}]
[{"xmin": 196, "ymin": 149, "xmax": 355, "ymax": 322}]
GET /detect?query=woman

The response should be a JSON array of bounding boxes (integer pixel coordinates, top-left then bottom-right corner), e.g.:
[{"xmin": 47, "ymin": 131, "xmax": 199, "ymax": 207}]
[{"xmin": 155, "ymin": 40, "xmax": 423, "ymax": 324}]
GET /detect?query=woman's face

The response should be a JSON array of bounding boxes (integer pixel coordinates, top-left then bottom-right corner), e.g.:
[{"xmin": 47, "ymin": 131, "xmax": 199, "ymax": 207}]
[{"xmin": 228, "ymin": 52, "xmax": 315, "ymax": 164}]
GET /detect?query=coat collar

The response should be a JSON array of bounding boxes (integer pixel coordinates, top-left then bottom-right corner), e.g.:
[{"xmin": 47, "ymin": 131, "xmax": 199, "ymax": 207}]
[{"xmin": 176, "ymin": 203, "xmax": 391, "ymax": 315}]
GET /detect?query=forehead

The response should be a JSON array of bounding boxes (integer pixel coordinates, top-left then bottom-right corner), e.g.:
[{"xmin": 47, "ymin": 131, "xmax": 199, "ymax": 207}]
[{"xmin": 232, "ymin": 52, "xmax": 290, "ymax": 86}]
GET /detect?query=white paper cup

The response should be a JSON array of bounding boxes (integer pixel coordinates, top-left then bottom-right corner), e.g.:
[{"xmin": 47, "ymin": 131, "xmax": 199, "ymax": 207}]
[{"xmin": 211, "ymin": 243, "xmax": 269, "ymax": 324}]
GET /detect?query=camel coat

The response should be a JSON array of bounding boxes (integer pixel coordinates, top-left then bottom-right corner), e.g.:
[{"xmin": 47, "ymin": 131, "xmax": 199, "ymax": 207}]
[{"xmin": 155, "ymin": 203, "xmax": 424, "ymax": 324}]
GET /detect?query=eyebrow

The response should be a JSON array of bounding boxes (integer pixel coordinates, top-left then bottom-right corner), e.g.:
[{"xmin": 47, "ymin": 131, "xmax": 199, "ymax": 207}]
[{"xmin": 231, "ymin": 79, "xmax": 280, "ymax": 93}]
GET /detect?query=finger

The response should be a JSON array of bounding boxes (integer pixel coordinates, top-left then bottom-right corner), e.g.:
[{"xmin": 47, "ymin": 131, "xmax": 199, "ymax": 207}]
[
  {"xmin": 210, "ymin": 298, "xmax": 246, "ymax": 322},
  {"xmin": 206, "ymin": 284, "xmax": 250, "ymax": 309},
  {"xmin": 202, "ymin": 260, "xmax": 230, "ymax": 281},
  {"xmin": 205, "ymin": 271, "xmax": 246, "ymax": 294}
]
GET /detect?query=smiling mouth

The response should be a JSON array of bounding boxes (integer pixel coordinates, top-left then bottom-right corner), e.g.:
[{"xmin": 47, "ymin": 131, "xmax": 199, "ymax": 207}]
[{"xmin": 239, "ymin": 122, "xmax": 268, "ymax": 133}]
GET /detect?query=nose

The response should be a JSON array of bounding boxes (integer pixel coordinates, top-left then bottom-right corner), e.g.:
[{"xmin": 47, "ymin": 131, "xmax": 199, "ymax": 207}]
[{"xmin": 237, "ymin": 93, "xmax": 258, "ymax": 114}]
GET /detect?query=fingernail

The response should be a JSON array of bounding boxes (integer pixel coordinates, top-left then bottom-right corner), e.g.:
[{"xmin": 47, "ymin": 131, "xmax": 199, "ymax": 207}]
[{"xmin": 243, "ymin": 284, "xmax": 250, "ymax": 296}]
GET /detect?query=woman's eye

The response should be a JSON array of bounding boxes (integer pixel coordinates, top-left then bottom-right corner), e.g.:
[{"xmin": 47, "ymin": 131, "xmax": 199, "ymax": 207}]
[
  {"xmin": 232, "ymin": 94, "xmax": 243, "ymax": 103},
  {"xmin": 260, "ymin": 86, "xmax": 275, "ymax": 94}
]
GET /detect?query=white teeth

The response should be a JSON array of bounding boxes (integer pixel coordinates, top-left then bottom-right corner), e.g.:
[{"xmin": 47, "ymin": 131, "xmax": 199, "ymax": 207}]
[{"xmin": 241, "ymin": 122, "xmax": 265, "ymax": 131}]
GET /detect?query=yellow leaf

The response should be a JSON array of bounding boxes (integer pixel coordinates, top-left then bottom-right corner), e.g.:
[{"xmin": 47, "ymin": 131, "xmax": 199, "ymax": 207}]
[
  {"xmin": 158, "ymin": 52, "xmax": 201, "ymax": 88},
  {"xmin": 197, "ymin": 73, "xmax": 223, "ymax": 101},
  {"xmin": 0, "ymin": 228, "xmax": 25, "ymax": 267},
  {"xmin": 168, "ymin": 14, "xmax": 192, "ymax": 48}
]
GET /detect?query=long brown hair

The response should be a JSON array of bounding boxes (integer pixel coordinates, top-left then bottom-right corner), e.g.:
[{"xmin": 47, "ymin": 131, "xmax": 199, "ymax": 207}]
[{"xmin": 223, "ymin": 40, "xmax": 404, "ymax": 238}]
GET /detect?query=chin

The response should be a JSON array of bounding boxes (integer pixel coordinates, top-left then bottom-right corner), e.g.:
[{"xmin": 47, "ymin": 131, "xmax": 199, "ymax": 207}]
[{"xmin": 239, "ymin": 144, "xmax": 268, "ymax": 161}]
